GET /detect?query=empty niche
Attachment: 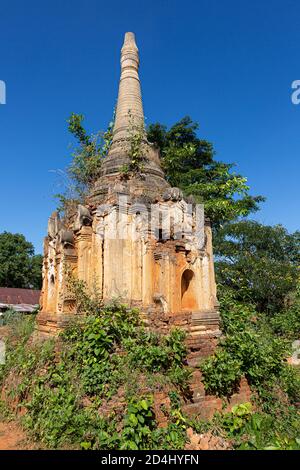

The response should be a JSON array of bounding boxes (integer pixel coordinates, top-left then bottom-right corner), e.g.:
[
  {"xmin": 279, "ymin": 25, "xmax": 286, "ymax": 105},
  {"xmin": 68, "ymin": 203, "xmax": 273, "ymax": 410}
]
[{"xmin": 181, "ymin": 269, "xmax": 197, "ymax": 310}]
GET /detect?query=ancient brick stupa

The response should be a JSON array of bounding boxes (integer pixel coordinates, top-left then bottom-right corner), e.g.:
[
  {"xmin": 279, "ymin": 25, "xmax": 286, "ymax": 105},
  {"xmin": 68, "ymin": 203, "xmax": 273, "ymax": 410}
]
[{"xmin": 37, "ymin": 32, "xmax": 220, "ymax": 356}]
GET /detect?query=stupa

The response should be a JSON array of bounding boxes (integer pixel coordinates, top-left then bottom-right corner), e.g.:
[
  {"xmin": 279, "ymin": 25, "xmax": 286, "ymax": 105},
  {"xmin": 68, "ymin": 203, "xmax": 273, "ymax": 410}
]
[{"xmin": 37, "ymin": 33, "xmax": 220, "ymax": 358}]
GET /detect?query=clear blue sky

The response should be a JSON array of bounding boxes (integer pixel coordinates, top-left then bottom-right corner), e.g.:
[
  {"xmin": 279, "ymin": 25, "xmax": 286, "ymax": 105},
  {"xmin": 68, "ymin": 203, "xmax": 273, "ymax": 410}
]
[{"xmin": 0, "ymin": 0, "xmax": 299, "ymax": 253}]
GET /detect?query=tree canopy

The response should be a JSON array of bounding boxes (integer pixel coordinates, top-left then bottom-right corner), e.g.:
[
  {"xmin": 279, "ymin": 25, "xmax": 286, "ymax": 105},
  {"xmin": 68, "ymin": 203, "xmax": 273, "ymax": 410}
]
[
  {"xmin": 0, "ymin": 232, "xmax": 42, "ymax": 289},
  {"xmin": 214, "ymin": 220, "xmax": 300, "ymax": 312},
  {"xmin": 147, "ymin": 116, "xmax": 264, "ymax": 227}
]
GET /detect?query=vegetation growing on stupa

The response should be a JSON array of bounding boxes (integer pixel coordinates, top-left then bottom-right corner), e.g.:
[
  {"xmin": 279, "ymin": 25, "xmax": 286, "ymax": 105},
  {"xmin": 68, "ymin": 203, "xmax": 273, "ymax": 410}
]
[
  {"xmin": 55, "ymin": 113, "xmax": 113, "ymax": 215},
  {"xmin": 120, "ymin": 110, "xmax": 149, "ymax": 175},
  {"xmin": 56, "ymin": 113, "xmax": 264, "ymax": 228}
]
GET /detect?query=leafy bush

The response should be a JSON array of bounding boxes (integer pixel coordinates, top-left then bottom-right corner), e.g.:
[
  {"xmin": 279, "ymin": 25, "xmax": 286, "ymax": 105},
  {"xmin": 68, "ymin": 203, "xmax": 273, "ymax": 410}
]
[
  {"xmin": 194, "ymin": 402, "xmax": 300, "ymax": 450},
  {"xmin": 55, "ymin": 113, "xmax": 113, "ymax": 215},
  {"xmin": 271, "ymin": 290, "xmax": 300, "ymax": 340},
  {"xmin": 120, "ymin": 397, "xmax": 157, "ymax": 450},
  {"xmin": 201, "ymin": 291, "xmax": 296, "ymax": 400},
  {"xmin": 222, "ymin": 404, "xmax": 300, "ymax": 450},
  {"xmin": 124, "ymin": 328, "xmax": 187, "ymax": 373},
  {"xmin": 201, "ymin": 349, "xmax": 242, "ymax": 396},
  {"xmin": 221, "ymin": 402, "xmax": 252, "ymax": 434}
]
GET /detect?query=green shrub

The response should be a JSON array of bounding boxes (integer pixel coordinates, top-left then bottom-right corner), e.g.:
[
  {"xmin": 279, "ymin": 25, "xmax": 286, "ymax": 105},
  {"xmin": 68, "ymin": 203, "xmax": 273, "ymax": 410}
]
[
  {"xmin": 271, "ymin": 300, "xmax": 300, "ymax": 340},
  {"xmin": 121, "ymin": 397, "xmax": 157, "ymax": 450},
  {"xmin": 198, "ymin": 402, "xmax": 300, "ymax": 450},
  {"xmin": 221, "ymin": 402, "xmax": 252, "ymax": 434},
  {"xmin": 201, "ymin": 292, "xmax": 291, "ymax": 397},
  {"xmin": 124, "ymin": 328, "xmax": 187, "ymax": 374},
  {"xmin": 201, "ymin": 349, "xmax": 242, "ymax": 396},
  {"xmin": 228, "ymin": 407, "xmax": 300, "ymax": 450}
]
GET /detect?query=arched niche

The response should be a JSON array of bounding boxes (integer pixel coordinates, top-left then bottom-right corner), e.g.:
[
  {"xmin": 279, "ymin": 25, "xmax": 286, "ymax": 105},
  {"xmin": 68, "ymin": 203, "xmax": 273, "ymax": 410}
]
[{"xmin": 181, "ymin": 269, "xmax": 197, "ymax": 310}]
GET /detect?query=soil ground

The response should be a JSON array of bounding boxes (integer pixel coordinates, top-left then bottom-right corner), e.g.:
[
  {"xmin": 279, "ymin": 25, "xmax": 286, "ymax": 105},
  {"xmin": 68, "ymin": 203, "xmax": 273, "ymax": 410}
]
[{"xmin": 0, "ymin": 420, "xmax": 29, "ymax": 450}]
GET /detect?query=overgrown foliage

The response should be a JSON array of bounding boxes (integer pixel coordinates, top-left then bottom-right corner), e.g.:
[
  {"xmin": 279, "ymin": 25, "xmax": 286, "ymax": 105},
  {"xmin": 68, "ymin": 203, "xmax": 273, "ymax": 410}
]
[
  {"xmin": 56, "ymin": 114, "xmax": 263, "ymax": 228},
  {"xmin": 203, "ymin": 402, "xmax": 300, "ymax": 450},
  {"xmin": 270, "ymin": 284, "xmax": 300, "ymax": 340},
  {"xmin": 0, "ymin": 283, "xmax": 191, "ymax": 449},
  {"xmin": 200, "ymin": 287, "xmax": 300, "ymax": 448},
  {"xmin": 121, "ymin": 111, "xmax": 148, "ymax": 175},
  {"xmin": 201, "ymin": 292, "xmax": 295, "ymax": 395},
  {"xmin": 1, "ymin": 273, "xmax": 300, "ymax": 450},
  {"xmin": 55, "ymin": 113, "xmax": 113, "ymax": 215}
]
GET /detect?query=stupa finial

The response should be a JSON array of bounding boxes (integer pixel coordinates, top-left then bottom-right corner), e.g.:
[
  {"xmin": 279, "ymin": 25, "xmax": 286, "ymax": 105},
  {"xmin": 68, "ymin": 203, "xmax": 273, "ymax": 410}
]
[
  {"xmin": 111, "ymin": 32, "xmax": 144, "ymax": 143},
  {"xmin": 90, "ymin": 32, "xmax": 168, "ymax": 202}
]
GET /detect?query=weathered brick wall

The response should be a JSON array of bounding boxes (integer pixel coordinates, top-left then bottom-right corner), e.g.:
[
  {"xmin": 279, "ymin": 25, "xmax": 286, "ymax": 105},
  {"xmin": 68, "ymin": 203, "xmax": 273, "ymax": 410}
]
[{"xmin": 152, "ymin": 375, "xmax": 251, "ymax": 426}]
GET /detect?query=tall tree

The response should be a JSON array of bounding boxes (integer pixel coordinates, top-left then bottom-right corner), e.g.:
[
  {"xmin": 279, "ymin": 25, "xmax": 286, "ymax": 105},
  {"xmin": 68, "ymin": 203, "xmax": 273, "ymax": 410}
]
[
  {"xmin": 147, "ymin": 116, "xmax": 264, "ymax": 227},
  {"xmin": 214, "ymin": 221, "xmax": 300, "ymax": 312},
  {"xmin": 0, "ymin": 232, "xmax": 42, "ymax": 289}
]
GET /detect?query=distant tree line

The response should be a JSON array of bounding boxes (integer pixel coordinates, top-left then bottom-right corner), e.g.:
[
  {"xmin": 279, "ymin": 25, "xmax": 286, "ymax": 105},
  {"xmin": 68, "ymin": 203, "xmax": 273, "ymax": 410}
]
[{"xmin": 0, "ymin": 232, "xmax": 42, "ymax": 290}]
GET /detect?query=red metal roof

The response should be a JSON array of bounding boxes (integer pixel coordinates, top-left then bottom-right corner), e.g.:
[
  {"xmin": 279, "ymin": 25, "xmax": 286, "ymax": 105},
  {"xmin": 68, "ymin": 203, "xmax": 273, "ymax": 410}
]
[{"xmin": 0, "ymin": 287, "xmax": 40, "ymax": 306}]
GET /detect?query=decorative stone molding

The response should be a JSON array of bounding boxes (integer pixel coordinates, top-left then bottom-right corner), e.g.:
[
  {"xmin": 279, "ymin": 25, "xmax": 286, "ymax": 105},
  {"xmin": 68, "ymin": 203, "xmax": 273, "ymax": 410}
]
[
  {"xmin": 59, "ymin": 230, "xmax": 74, "ymax": 248},
  {"xmin": 74, "ymin": 205, "xmax": 93, "ymax": 231},
  {"xmin": 162, "ymin": 187, "xmax": 184, "ymax": 202},
  {"xmin": 47, "ymin": 211, "xmax": 61, "ymax": 239}
]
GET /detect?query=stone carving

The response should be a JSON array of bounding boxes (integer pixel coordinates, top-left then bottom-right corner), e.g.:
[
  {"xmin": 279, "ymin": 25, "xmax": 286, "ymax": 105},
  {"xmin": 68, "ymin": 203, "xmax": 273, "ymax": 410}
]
[
  {"xmin": 74, "ymin": 205, "xmax": 92, "ymax": 231},
  {"xmin": 163, "ymin": 187, "xmax": 183, "ymax": 202},
  {"xmin": 153, "ymin": 293, "xmax": 168, "ymax": 314},
  {"xmin": 59, "ymin": 230, "xmax": 74, "ymax": 247},
  {"xmin": 185, "ymin": 194, "xmax": 196, "ymax": 205},
  {"xmin": 48, "ymin": 212, "xmax": 61, "ymax": 239}
]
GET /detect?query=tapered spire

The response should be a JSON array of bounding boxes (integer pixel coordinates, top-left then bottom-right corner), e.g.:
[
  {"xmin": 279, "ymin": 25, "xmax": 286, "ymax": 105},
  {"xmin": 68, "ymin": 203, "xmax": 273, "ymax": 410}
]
[
  {"xmin": 112, "ymin": 32, "xmax": 145, "ymax": 143},
  {"xmin": 89, "ymin": 32, "xmax": 169, "ymax": 204}
]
